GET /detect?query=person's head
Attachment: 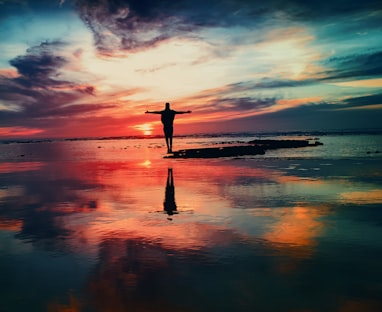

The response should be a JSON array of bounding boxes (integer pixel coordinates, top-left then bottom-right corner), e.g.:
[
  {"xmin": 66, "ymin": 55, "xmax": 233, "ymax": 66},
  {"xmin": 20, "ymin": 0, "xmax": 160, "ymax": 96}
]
[{"xmin": 165, "ymin": 102, "xmax": 170, "ymax": 109}]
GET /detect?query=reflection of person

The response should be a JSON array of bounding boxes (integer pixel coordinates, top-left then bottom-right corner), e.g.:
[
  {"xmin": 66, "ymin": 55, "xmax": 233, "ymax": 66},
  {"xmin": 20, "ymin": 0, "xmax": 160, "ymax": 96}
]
[
  {"xmin": 164, "ymin": 168, "xmax": 177, "ymax": 219},
  {"xmin": 146, "ymin": 102, "xmax": 191, "ymax": 153}
]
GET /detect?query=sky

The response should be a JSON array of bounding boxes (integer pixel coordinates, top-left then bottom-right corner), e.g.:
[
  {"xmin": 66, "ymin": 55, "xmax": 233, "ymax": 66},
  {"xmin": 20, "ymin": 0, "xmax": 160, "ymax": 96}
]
[{"xmin": 0, "ymin": 0, "xmax": 381, "ymax": 138}]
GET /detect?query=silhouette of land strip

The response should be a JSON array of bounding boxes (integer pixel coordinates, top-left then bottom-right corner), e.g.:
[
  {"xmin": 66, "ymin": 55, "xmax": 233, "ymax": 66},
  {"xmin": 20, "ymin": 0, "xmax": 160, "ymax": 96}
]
[{"xmin": 165, "ymin": 139, "xmax": 323, "ymax": 158}]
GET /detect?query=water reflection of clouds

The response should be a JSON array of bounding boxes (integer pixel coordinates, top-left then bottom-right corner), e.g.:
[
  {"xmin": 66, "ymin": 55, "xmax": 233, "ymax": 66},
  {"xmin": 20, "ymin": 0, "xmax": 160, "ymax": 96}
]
[
  {"xmin": 0, "ymin": 161, "xmax": 43, "ymax": 173},
  {"xmin": 263, "ymin": 205, "xmax": 328, "ymax": 257},
  {"xmin": 340, "ymin": 189, "xmax": 382, "ymax": 204},
  {"xmin": 1, "ymin": 156, "xmax": 380, "ymax": 255},
  {"xmin": 1, "ymin": 155, "xmax": 382, "ymax": 311},
  {"xmin": 0, "ymin": 219, "xmax": 22, "ymax": 232},
  {"xmin": 0, "ymin": 158, "xmax": 348, "ymax": 252}
]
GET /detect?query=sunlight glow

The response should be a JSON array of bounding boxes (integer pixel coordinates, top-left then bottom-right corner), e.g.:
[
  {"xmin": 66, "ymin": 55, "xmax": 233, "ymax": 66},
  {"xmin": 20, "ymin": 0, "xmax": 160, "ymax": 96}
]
[
  {"xmin": 256, "ymin": 29, "xmax": 318, "ymax": 79},
  {"xmin": 131, "ymin": 123, "xmax": 154, "ymax": 136},
  {"xmin": 140, "ymin": 160, "xmax": 152, "ymax": 168}
]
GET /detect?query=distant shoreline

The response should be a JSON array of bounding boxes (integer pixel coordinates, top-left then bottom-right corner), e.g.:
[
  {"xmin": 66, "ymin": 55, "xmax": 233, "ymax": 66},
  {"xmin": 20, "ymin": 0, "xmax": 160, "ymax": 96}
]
[{"xmin": 1, "ymin": 129, "xmax": 382, "ymax": 145}]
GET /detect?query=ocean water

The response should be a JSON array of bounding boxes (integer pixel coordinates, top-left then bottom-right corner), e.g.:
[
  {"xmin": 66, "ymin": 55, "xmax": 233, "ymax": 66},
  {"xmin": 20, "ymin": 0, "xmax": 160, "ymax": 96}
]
[{"xmin": 0, "ymin": 132, "xmax": 382, "ymax": 311}]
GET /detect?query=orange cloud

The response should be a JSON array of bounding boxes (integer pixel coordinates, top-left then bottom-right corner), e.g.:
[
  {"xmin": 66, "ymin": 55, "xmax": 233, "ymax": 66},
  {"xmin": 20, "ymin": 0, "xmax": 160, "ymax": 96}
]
[
  {"xmin": 0, "ymin": 127, "xmax": 43, "ymax": 137},
  {"xmin": 331, "ymin": 78, "xmax": 382, "ymax": 88},
  {"xmin": 275, "ymin": 97, "xmax": 322, "ymax": 110},
  {"xmin": 0, "ymin": 68, "xmax": 18, "ymax": 78}
]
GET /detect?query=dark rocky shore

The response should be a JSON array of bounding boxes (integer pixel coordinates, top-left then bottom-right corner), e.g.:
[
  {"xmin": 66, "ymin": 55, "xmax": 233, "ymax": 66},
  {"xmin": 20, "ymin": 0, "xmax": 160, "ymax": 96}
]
[{"xmin": 165, "ymin": 139, "xmax": 323, "ymax": 159}]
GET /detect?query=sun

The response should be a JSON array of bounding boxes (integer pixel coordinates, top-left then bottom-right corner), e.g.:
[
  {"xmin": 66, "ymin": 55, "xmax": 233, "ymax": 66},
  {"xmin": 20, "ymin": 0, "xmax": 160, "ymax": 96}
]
[{"xmin": 132, "ymin": 123, "xmax": 154, "ymax": 136}]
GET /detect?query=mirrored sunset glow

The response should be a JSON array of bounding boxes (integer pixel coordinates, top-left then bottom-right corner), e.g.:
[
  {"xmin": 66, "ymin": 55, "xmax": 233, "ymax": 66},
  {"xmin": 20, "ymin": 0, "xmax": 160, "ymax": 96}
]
[
  {"xmin": 1, "ymin": 136, "xmax": 382, "ymax": 311},
  {"xmin": 1, "ymin": 0, "xmax": 382, "ymax": 139},
  {"xmin": 1, "ymin": 2, "xmax": 382, "ymax": 312}
]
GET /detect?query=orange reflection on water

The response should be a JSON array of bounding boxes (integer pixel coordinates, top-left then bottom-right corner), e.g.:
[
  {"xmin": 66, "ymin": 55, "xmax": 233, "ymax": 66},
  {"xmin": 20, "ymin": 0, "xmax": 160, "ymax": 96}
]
[
  {"xmin": 0, "ymin": 219, "xmax": 22, "ymax": 231},
  {"xmin": 47, "ymin": 292, "xmax": 81, "ymax": 312},
  {"xmin": 78, "ymin": 216, "xmax": 238, "ymax": 253},
  {"xmin": 276, "ymin": 174, "xmax": 323, "ymax": 185},
  {"xmin": 0, "ymin": 161, "xmax": 43, "ymax": 173},
  {"xmin": 263, "ymin": 205, "xmax": 326, "ymax": 250},
  {"xmin": 338, "ymin": 299, "xmax": 382, "ymax": 312},
  {"xmin": 340, "ymin": 189, "xmax": 382, "ymax": 204}
]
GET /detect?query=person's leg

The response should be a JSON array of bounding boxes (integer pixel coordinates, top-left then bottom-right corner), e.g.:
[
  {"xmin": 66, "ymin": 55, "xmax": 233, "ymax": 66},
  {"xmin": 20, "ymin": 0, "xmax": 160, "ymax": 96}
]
[
  {"xmin": 165, "ymin": 136, "xmax": 170, "ymax": 153},
  {"xmin": 164, "ymin": 127, "xmax": 173, "ymax": 153},
  {"xmin": 164, "ymin": 127, "xmax": 170, "ymax": 153},
  {"xmin": 168, "ymin": 127, "xmax": 173, "ymax": 153}
]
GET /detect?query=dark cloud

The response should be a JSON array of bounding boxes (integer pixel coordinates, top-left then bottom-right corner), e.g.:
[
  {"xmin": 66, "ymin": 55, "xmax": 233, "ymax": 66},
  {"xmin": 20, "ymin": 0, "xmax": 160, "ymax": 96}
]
[
  {"xmin": 74, "ymin": 0, "xmax": 262, "ymax": 53},
  {"xmin": 216, "ymin": 97, "xmax": 277, "ymax": 112},
  {"xmin": 0, "ymin": 82, "xmax": 113, "ymax": 126},
  {"xmin": 72, "ymin": 0, "xmax": 382, "ymax": 54},
  {"xmin": 243, "ymin": 78, "xmax": 315, "ymax": 89},
  {"xmin": 218, "ymin": 100, "xmax": 382, "ymax": 133},
  {"xmin": 189, "ymin": 88, "xmax": 278, "ymax": 113},
  {"xmin": 0, "ymin": 41, "xmax": 113, "ymax": 132},
  {"xmin": 342, "ymin": 93, "xmax": 382, "ymax": 108},
  {"xmin": 321, "ymin": 50, "xmax": 382, "ymax": 81},
  {"xmin": 10, "ymin": 53, "xmax": 65, "ymax": 78},
  {"xmin": 188, "ymin": 77, "xmax": 382, "ymax": 131},
  {"xmin": 10, "ymin": 41, "xmax": 68, "ymax": 88},
  {"xmin": 271, "ymin": 101, "xmax": 382, "ymax": 131}
]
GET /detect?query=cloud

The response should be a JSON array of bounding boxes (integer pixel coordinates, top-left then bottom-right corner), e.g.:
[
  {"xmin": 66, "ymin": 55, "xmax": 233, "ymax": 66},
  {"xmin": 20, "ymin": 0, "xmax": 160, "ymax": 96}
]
[
  {"xmin": 71, "ymin": 0, "xmax": 265, "ymax": 54},
  {"xmin": 278, "ymin": 0, "xmax": 382, "ymax": 20},
  {"xmin": 0, "ymin": 40, "xmax": 116, "ymax": 136},
  {"xmin": 342, "ymin": 93, "xmax": 382, "ymax": 109},
  {"xmin": 9, "ymin": 41, "xmax": 69, "ymax": 88},
  {"xmin": 199, "ymin": 97, "xmax": 277, "ymax": 114},
  {"xmin": 185, "ymin": 88, "xmax": 382, "ymax": 133},
  {"xmin": 72, "ymin": 0, "xmax": 382, "ymax": 54},
  {"xmin": 2, "ymin": 0, "xmax": 382, "ymax": 138},
  {"xmin": 229, "ymin": 79, "xmax": 316, "ymax": 90},
  {"xmin": 239, "ymin": 99, "xmax": 382, "ymax": 131},
  {"xmin": 321, "ymin": 50, "xmax": 382, "ymax": 81}
]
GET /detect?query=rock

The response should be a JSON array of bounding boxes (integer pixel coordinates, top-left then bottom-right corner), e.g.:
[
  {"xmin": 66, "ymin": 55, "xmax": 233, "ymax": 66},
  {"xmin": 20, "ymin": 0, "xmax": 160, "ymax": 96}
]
[
  {"xmin": 165, "ymin": 139, "xmax": 323, "ymax": 159},
  {"xmin": 165, "ymin": 145, "xmax": 265, "ymax": 158}
]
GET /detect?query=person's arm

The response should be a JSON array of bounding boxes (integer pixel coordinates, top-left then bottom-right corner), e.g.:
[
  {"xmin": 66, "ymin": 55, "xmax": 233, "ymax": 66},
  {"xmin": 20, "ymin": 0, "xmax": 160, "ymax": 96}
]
[
  {"xmin": 145, "ymin": 110, "xmax": 163, "ymax": 114},
  {"xmin": 174, "ymin": 110, "xmax": 192, "ymax": 114}
]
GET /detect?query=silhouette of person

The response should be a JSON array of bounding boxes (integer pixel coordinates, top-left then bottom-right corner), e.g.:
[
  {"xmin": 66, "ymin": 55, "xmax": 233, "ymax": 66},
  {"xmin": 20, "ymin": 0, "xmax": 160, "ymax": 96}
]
[
  {"xmin": 163, "ymin": 168, "xmax": 177, "ymax": 219},
  {"xmin": 146, "ymin": 102, "xmax": 191, "ymax": 153}
]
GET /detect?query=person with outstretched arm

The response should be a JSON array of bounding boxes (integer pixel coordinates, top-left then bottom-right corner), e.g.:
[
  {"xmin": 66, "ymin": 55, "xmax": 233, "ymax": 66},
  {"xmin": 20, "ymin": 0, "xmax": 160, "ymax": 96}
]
[{"xmin": 146, "ymin": 102, "xmax": 191, "ymax": 153}]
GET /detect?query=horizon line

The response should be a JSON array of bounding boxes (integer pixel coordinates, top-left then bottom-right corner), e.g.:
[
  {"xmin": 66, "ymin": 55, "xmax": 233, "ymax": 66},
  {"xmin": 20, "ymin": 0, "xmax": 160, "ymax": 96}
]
[{"xmin": 1, "ymin": 128, "xmax": 382, "ymax": 144}]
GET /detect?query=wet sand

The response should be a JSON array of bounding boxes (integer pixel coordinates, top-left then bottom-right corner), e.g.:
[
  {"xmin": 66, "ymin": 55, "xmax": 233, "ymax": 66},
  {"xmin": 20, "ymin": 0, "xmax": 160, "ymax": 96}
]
[{"xmin": 0, "ymin": 138, "xmax": 382, "ymax": 311}]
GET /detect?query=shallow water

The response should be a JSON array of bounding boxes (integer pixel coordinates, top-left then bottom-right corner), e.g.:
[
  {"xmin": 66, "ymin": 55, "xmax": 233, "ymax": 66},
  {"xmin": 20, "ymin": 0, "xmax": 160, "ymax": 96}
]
[{"xmin": 1, "ymin": 134, "xmax": 382, "ymax": 311}]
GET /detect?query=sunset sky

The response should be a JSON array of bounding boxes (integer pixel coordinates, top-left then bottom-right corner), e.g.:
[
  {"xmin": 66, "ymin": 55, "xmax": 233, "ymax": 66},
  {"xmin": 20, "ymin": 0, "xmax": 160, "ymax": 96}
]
[{"xmin": 0, "ymin": 0, "xmax": 381, "ymax": 138}]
